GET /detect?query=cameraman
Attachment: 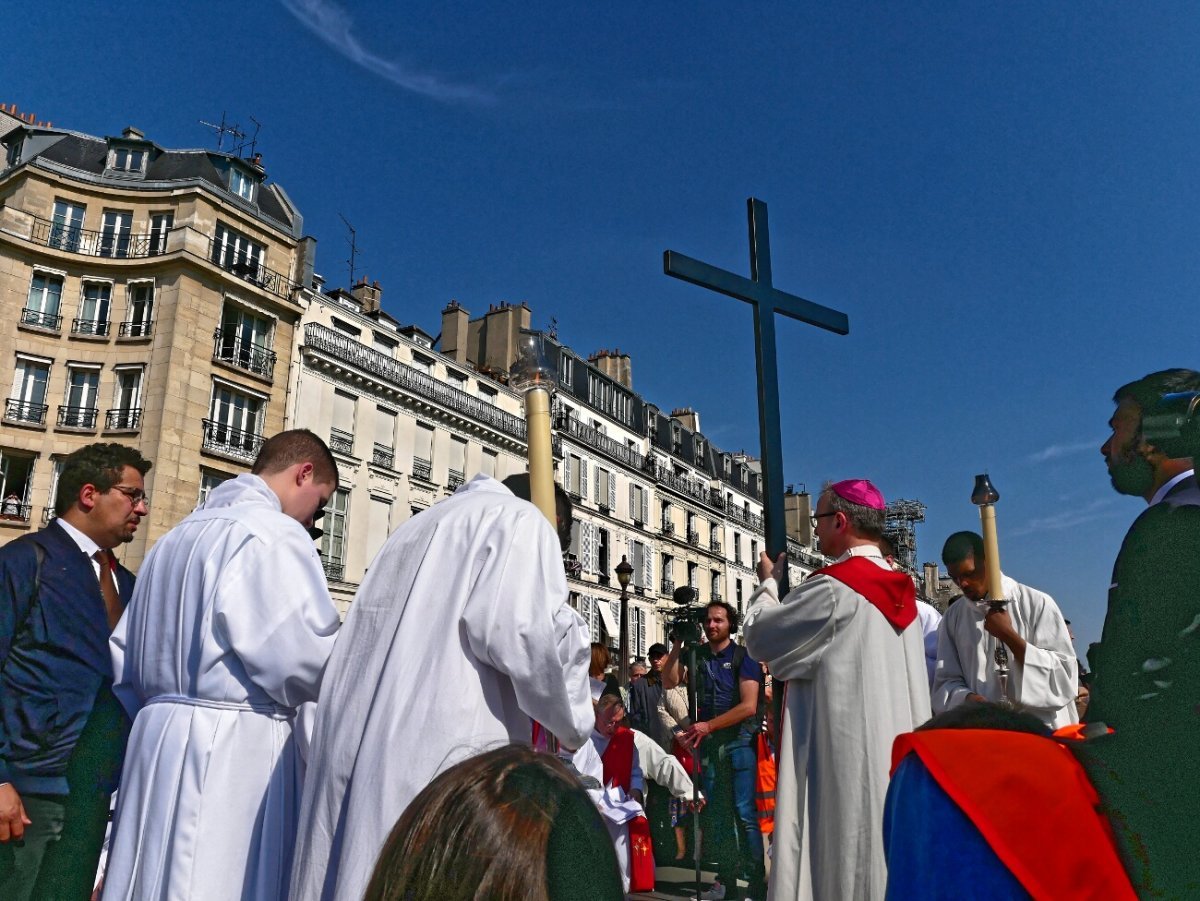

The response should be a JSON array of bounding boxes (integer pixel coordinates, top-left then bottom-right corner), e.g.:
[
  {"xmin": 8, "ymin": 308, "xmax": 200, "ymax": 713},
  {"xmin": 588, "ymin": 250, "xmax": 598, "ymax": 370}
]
[{"xmin": 662, "ymin": 601, "xmax": 765, "ymax": 901}]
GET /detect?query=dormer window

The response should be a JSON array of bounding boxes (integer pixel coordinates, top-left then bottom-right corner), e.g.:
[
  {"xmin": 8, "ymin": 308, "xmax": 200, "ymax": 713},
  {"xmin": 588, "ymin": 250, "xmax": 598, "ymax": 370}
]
[
  {"xmin": 111, "ymin": 147, "xmax": 145, "ymax": 173},
  {"xmin": 5, "ymin": 138, "xmax": 22, "ymax": 168},
  {"xmin": 229, "ymin": 167, "xmax": 255, "ymax": 201}
]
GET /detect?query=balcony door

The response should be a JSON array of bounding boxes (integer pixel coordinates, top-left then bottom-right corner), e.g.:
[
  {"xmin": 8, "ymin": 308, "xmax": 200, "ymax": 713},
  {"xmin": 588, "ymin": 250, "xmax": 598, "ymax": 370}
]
[
  {"xmin": 50, "ymin": 200, "xmax": 85, "ymax": 251},
  {"xmin": 100, "ymin": 211, "xmax": 133, "ymax": 258}
]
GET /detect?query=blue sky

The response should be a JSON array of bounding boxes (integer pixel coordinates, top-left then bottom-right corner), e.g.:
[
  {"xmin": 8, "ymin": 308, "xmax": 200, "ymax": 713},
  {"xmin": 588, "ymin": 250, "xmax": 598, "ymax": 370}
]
[{"xmin": 9, "ymin": 2, "xmax": 1199, "ymax": 655}]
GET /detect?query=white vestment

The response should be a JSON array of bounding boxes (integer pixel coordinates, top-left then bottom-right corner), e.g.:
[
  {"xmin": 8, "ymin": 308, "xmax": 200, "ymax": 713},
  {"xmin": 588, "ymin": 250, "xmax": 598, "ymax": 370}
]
[
  {"xmin": 103, "ymin": 475, "xmax": 339, "ymax": 901},
  {"xmin": 743, "ymin": 547, "xmax": 931, "ymax": 901},
  {"xmin": 632, "ymin": 728, "xmax": 701, "ymax": 802},
  {"xmin": 932, "ymin": 573, "xmax": 1079, "ymax": 730},
  {"xmin": 917, "ymin": 600, "xmax": 942, "ymax": 687},
  {"xmin": 290, "ymin": 475, "xmax": 594, "ymax": 901}
]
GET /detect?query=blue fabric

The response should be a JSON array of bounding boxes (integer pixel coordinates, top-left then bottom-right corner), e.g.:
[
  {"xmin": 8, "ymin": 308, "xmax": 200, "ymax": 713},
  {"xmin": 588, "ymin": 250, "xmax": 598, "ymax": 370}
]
[
  {"xmin": 0, "ymin": 522, "xmax": 133, "ymax": 793},
  {"xmin": 697, "ymin": 640, "xmax": 761, "ymax": 732},
  {"xmin": 701, "ymin": 735, "xmax": 766, "ymax": 894},
  {"xmin": 884, "ymin": 754, "xmax": 1030, "ymax": 900}
]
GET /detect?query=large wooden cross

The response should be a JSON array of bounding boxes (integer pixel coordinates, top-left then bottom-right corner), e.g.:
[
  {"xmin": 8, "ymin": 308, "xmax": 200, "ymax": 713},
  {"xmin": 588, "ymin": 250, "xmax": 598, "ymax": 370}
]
[{"xmin": 664, "ymin": 198, "xmax": 849, "ymax": 594}]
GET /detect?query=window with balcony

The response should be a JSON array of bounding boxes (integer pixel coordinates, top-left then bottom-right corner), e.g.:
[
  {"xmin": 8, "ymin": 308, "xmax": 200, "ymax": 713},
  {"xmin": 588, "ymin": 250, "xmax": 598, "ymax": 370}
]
[
  {"xmin": 710, "ymin": 522, "xmax": 721, "ymax": 552},
  {"xmin": 197, "ymin": 470, "xmax": 232, "ymax": 509},
  {"xmin": 8, "ymin": 358, "xmax": 50, "ymax": 425},
  {"xmin": 448, "ymin": 436, "xmax": 467, "ymax": 489},
  {"xmin": 711, "ymin": 569, "xmax": 722, "ymax": 602},
  {"xmin": 687, "ymin": 561, "xmax": 698, "ymax": 589},
  {"xmin": 478, "ymin": 385, "xmax": 498, "ymax": 405},
  {"xmin": 0, "ymin": 450, "xmax": 36, "ymax": 523},
  {"xmin": 734, "ymin": 532, "xmax": 743, "ymax": 565},
  {"xmin": 123, "ymin": 282, "xmax": 154, "ymax": 337},
  {"xmin": 204, "ymin": 382, "xmax": 265, "ymax": 462},
  {"xmin": 23, "ymin": 271, "xmax": 63, "ymax": 331},
  {"xmin": 330, "ymin": 391, "xmax": 356, "ymax": 455},
  {"xmin": 630, "ymin": 483, "xmax": 647, "ymax": 526},
  {"xmin": 366, "ymin": 496, "xmax": 392, "ymax": 566},
  {"xmin": 597, "ymin": 528, "xmax": 610, "ymax": 582},
  {"xmin": 412, "ymin": 422, "xmax": 434, "ymax": 482},
  {"xmin": 596, "ymin": 467, "xmax": 613, "ymax": 511},
  {"xmin": 108, "ymin": 366, "xmax": 143, "ymax": 431},
  {"xmin": 319, "ymin": 488, "xmax": 349, "ymax": 581},
  {"xmin": 74, "ymin": 281, "xmax": 112, "ymax": 337},
  {"xmin": 49, "ymin": 200, "xmax": 85, "ymax": 252},
  {"xmin": 148, "ymin": 212, "xmax": 173, "ymax": 256},
  {"xmin": 229, "ymin": 167, "xmax": 256, "ymax": 201},
  {"xmin": 447, "ymin": 369, "xmax": 467, "ymax": 391},
  {"xmin": 372, "ymin": 406, "xmax": 396, "ymax": 468},
  {"xmin": 214, "ymin": 303, "xmax": 275, "ymax": 379},
  {"xmin": 631, "ymin": 540, "xmax": 649, "ymax": 591},
  {"xmin": 751, "ymin": 539, "xmax": 758, "ymax": 562},
  {"xmin": 481, "ymin": 448, "xmax": 498, "ymax": 479},
  {"xmin": 373, "ymin": 332, "xmax": 397, "ymax": 357},
  {"xmin": 661, "ymin": 553, "xmax": 674, "ymax": 595},
  {"xmin": 410, "ymin": 353, "xmax": 433, "ymax": 376},
  {"xmin": 42, "ymin": 458, "xmax": 64, "ymax": 523},
  {"xmin": 100, "ymin": 210, "xmax": 133, "ymax": 258},
  {"xmin": 60, "ymin": 366, "xmax": 100, "ymax": 429},
  {"xmin": 211, "ymin": 223, "xmax": 265, "ymax": 284}
]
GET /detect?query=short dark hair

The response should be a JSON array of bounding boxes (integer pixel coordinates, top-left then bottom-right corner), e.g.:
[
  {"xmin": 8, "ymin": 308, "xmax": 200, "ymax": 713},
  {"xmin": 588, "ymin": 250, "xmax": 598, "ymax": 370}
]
[
  {"xmin": 364, "ymin": 744, "xmax": 622, "ymax": 901},
  {"xmin": 916, "ymin": 701, "xmax": 1051, "ymax": 737},
  {"xmin": 502, "ymin": 473, "xmax": 573, "ymax": 552},
  {"xmin": 56, "ymin": 443, "xmax": 152, "ymax": 516},
  {"xmin": 706, "ymin": 600, "xmax": 739, "ymax": 635},
  {"xmin": 942, "ymin": 531, "xmax": 985, "ymax": 568},
  {"xmin": 823, "ymin": 482, "xmax": 885, "ymax": 539},
  {"xmin": 647, "ymin": 643, "xmax": 668, "ymax": 660},
  {"xmin": 251, "ymin": 429, "xmax": 338, "ymax": 485},
  {"xmin": 1113, "ymin": 368, "xmax": 1200, "ymax": 410},
  {"xmin": 879, "ymin": 534, "xmax": 897, "ymax": 558}
]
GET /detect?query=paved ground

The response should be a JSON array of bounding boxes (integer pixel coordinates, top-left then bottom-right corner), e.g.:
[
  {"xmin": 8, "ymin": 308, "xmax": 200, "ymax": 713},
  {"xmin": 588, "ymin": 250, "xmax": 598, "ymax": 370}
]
[{"xmin": 630, "ymin": 863, "xmax": 749, "ymax": 899}]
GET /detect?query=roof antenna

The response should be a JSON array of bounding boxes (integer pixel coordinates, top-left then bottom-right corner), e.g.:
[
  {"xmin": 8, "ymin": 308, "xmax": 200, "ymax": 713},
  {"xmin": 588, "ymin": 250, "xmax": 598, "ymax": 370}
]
[
  {"xmin": 198, "ymin": 112, "xmax": 245, "ymax": 153},
  {"xmin": 338, "ymin": 213, "xmax": 360, "ymax": 287},
  {"xmin": 235, "ymin": 116, "xmax": 262, "ymax": 160}
]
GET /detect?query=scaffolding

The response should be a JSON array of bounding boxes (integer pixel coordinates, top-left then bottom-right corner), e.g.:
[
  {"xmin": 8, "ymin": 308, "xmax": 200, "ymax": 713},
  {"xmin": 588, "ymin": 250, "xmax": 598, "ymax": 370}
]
[{"xmin": 883, "ymin": 499, "xmax": 926, "ymax": 574}]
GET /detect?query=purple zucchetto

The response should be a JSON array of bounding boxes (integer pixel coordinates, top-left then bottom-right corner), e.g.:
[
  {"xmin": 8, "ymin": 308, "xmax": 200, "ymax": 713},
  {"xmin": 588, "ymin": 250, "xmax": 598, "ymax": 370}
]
[{"xmin": 829, "ymin": 479, "xmax": 885, "ymax": 510}]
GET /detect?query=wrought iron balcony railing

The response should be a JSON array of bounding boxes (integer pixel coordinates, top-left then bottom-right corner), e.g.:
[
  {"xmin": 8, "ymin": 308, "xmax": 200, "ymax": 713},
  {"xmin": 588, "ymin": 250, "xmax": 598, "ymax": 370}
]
[
  {"xmin": 555, "ymin": 412, "xmax": 645, "ymax": 470},
  {"xmin": 41, "ymin": 506, "xmax": 55, "ymax": 525},
  {"xmin": 329, "ymin": 428, "xmax": 354, "ymax": 455},
  {"xmin": 30, "ymin": 215, "xmax": 152, "ymax": 258},
  {"xmin": 57, "ymin": 405, "xmax": 98, "ymax": 429},
  {"xmin": 321, "ymin": 559, "xmax": 345, "ymax": 582},
  {"xmin": 412, "ymin": 457, "xmax": 432, "ymax": 482},
  {"xmin": 71, "ymin": 318, "xmax": 109, "ymax": 337},
  {"xmin": 208, "ymin": 238, "xmax": 296, "ymax": 299},
  {"xmin": 711, "ymin": 540, "xmax": 722, "ymax": 554},
  {"xmin": 660, "ymin": 578, "xmax": 675, "ymax": 596},
  {"xmin": 20, "ymin": 308, "xmax": 62, "ymax": 331},
  {"xmin": 305, "ymin": 324, "xmax": 527, "ymax": 441},
  {"xmin": 371, "ymin": 443, "xmax": 394, "ymax": 468},
  {"xmin": 5, "ymin": 399, "xmax": 48, "ymax": 424},
  {"xmin": 563, "ymin": 553, "xmax": 583, "ymax": 578},
  {"xmin": 213, "ymin": 328, "xmax": 276, "ymax": 380},
  {"xmin": 687, "ymin": 530, "xmax": 700, "ymax": 546},
  {"xmin": 711, "ymin": 590, "xmax": 723, "ymax": 603},
  {"xmin": 118, "ymin": 320, "xmax": 153, "ymax": 338},
  {"xmin": 448, "ymin": 469, "xmax": 465, "ymax": 490},
  {"xmin": 661, "ymin": 521, "xmax": 674, "ymax": 535},
  {"xmin": 202, "ymin": 419, "xmax": 264, "ymax": 463},
  {"xmin": 105, "ymin": 408, "xmax": 141, "ymax": 431},
  {"xmin": 0, "ymin": 500, "xmax": 32, "ymax": 522}
]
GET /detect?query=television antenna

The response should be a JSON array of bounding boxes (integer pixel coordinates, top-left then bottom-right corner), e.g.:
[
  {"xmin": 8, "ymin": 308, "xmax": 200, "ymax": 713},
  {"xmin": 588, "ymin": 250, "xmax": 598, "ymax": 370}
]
[
  {"xmin": 338, "ymin": 213, "xmax": 361, "ymax": 287},
  {"xmin": 198, "ymin": 112, "xmax": 245, "ymax": 153}
]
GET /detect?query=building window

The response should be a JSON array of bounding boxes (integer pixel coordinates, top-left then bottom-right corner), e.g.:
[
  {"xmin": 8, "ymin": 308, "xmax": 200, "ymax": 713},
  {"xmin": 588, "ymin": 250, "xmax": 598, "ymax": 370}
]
[
  {"xmin": 687, "ymin": 561, "xmax": 697, "ymax": 588},
  {"xmin": 74, "ymin": 281, "xmax": 112, "ymax": 336},
  {"xmin": 413, "ymin": 423, "xmax": 435, "ymax": 482},
  {"xmin": 630, "ymin": 483, "xmax": 647, "ymax": 525},
  {"xmin": 100, "ymin": 210, "xmax": 133, "ymax": 258},
  {"xmin": 229, "ymin": 167, "xmax": 256, "ymax": 201},
  {"xmin": 481, "ymin": 448, "xmax": 498, "ymax": 479},
  {"xmin": 567, "ymin": 453, "xmax": 584, "ymax": 499},
  {"xmin": 5, "ymin": 138, "xmax": 22, "ymax": 168},
  {"xmin": 215, "ymin": 302, "xmax": 275, "ymax": 379},
  {"xmin": 447, "ymin": 369, "xmax": 467, "ymax": 391},
  {"xmin": 332, "ymin": 318, "xmax": 361, "ymax": 337},
  {"xmin": 211, "ymin": 223, "xmax": 265, "ymax": 283},
  {"xmin": 560, "ymin": 352, "xmax": 574, "ymax": 386},
  {"xmin": 23, "ymin": 272, "xmax": 64, "ymax": 331},
  {"xmin": 0, "ymin": 451, "xmax": 35, "ymax": 523},
  {"xmin": 631, "ymin": 606, "xmax": 647, "ymax": 658},
  {"xmin": 42, "ymin": 458, "xmax": 64, "ymax": 523},
  {"xmin": 197, "ymin": 470, "xmax": 232, "ymax": 508},
  {"xmin": 597, "ymin": 528, "xmax": 610, "ymax": 580},
  {"xmin": 478, "ymin": 384, "xmax": 498, "ymax": 405},
  {"xmin": 597, "ymin": 467, "xmax": 613, "ymax": 510},
  {"xmin": 148, "ymin": 212, "xmax": 173, "ymax": 256},
  {"xmin": 410, "ymin": 353, "xmax": 433, "ymax": 376},
  {"xmin": 204, "ymin": 382, "xmax": 265, "ymax": 462},
  {"xmin": 751, "ymin": 539, "xmax": 758, "ymax": 562},
  {"xmin": 319, "ymin": 488, "xmax": 350, "ymax": 579},
  {"xmin": 123, "ymin": 282, "xmax": 154, "ymax": 337},
  {"xmin": 448, "ymin": 436, "xmax": 467, "ymax": 489},
  {"xmin": 110, "ymin": 147, "xmax": 145, "ymax": 173},
  {"xmin": 60, "ymin": 366, "xmax": 100, "ymax": 429},
  {"xmin": 711, "ymin": 569, "xmax": 722, "ymax": 601},
  {"xmin": 373, "ymin": 332, "xmax": 397, "ymax": 357},
  {"xmin": 108, "ymin": 366, "xmax": 143, "ymax": 431},
  {"xmin": 734, "ymin": 532, "xmax": 743, "ymax": 565},
  {"xmin": 661, "ymin": 553, "xmax": 674, "ymax": 594},
  {"xmin": 49, "ymin": 200, "xmax": 85, "ymax": 252},
  {"xmin": 7, "ymin": 357, "xmax": 51, "ymax": 424},
  {"xmin": 736, "ymin": 579, "xmax": 743, "ymax": 610},
  {"xmin": 372, "ymin": 406, "xmax": 396, "ymax": 468},
  {"xmin": 329, "ymin": 391, "xmax": 357, "ymax": 455}
]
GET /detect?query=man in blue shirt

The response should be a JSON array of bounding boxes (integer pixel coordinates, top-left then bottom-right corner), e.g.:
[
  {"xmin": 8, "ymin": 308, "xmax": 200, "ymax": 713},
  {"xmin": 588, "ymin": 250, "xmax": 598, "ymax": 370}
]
[{"xmin": 663, "ymin": 602, "xmax": 765, "ymax": 900}]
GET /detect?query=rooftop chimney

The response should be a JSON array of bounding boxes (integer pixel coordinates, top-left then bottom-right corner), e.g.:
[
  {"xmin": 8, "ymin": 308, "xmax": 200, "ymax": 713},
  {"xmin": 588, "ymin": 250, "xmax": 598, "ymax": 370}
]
[
  {"xmin": 122, "ymin": 126, "xmax": 145, "ymax": 140},
  {"xmin": 441, "ymin": 300, "xmax": 471, "ymax": 363},
  {"xmin": 670, "ymin": 407, "xmax": 700, "ymax": 434},
  {"xmin": 589, "ymin": 348, "xmax": 633, "ymax": 389},
  {"xmin": 350, "ymin": 276, "xmax": 382, "ymax": 314}
]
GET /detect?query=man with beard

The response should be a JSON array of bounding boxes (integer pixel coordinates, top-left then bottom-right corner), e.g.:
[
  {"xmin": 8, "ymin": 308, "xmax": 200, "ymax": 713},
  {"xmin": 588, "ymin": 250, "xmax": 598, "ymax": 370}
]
[{"xmin": 1081, "ymin": 368, "xmax": 1200, "ymax": 897}]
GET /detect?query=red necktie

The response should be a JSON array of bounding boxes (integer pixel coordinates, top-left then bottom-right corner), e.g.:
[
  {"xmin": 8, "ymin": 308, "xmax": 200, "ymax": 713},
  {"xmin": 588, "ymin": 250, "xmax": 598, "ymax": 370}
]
[{"xmin": 94, "ymin": 550, "xmax": 122, "ymax": 630}]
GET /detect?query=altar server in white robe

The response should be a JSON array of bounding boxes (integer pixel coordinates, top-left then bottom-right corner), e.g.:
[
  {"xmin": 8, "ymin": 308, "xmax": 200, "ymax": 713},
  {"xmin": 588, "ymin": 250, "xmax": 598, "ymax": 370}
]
[
  {"xmin": 934, "ymin": 530, "xmax": 1078, "ymax": 730},
  {"xmin": 290, "ymin": 473, "xmax": 594, "ymax": 901},
  {"xmin": 102, "ymin": 430, "xmax": 341, "ymax": 901},
  {"xmin": 744, "ymin": 480, "xmax": 931, "ymax": 901}
]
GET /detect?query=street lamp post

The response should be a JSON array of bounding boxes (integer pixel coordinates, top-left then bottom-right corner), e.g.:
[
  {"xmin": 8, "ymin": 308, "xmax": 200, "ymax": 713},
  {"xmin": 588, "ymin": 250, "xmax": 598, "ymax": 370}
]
[{"xmin": 615, "ymin": 555, "xmax": 634, "ymax": 686}]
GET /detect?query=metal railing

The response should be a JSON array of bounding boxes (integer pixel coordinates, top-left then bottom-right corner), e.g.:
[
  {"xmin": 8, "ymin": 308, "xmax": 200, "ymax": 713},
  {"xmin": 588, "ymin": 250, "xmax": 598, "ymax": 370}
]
[
  {"xmin": 711, "ymin": 590, "xmax": 723, "ymax": 603},
  {"xmin": 57, "ymin": 405, "xmax": 98, "ymax": 429},
  {"xmin": 321, "ymin": 559, "xmax": 345, "ymax": 581},
  {"xmin": 448, "ymin": 469, "xmax": 465, "ymax": 490},
  {"xmin": 371, "ymin": 444, "xmax": 394, "ymax": 468},
  {"xmin": 20, "ymin": 308, "xmax": 62, "ymax": 331},
  {"xmin": 726, "ymin": 504, "xmax": 765, "ymax": 533},
  {"xmin": 329, "ymin": 428, "xmax": 354, "ymax": 455},
  {"xmin": 30, "ymin": 215, "xmax": 152, "ymax": 258},
  {"xmin": 661, "ymin": 521, "xmax": 674, "ymax": 535},
  {"xmin": 208, "ymin": 238, "xmax": 296, "ymax": 299},
  {"xmin": 556, "ymin": 413, "xmax": 645, "ymax": 470},
  {"xmin": 563, "ymin": 553, "xmax": 583, "ymax": 578},
  {"xmin": 202, "ymin": 419, "xmax": 264, "ymax": 463},
  {"xmin": 305, "ymin": 324, "xmax": 527, "ymax": 441},
  {"xmin": 213, "ymin": 328, "xmax": 276, "ymax": 380},
  {"xmin": 711, "ymin": 539, "xmax": 722, "ymax": 554},
  {"xmin": 412, "ymin": 458, "xmax": 432, "ymax": 481},
  {"xmin": 105, "ymin": 408, "xmax": 141, "ymax": 430},
  {"xmin": 71, "ymin": 317, "xmax": 109, "ymax": 337},
  {"xmin": 660, "ymin": 578, "xmax": 675, "ymax": 596},
  {"xmin": 0, "ymin": 501, "xmax": 32, "ymax": 522},
  {"xmin": 5, "ymin": 399, "xmax": 48, "ymax": 424},
  {"xmin": 687, "ymin": 530, "xmax": 700, "ymax": 546},
  {"xmin": 118, "ymin": 320, "xmax": 153, "ymax": 338}
]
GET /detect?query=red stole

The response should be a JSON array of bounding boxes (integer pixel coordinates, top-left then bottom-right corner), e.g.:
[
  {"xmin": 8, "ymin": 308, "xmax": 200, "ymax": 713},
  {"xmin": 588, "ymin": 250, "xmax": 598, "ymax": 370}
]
[
  {"xmin": 600, "ymin": 727, "xmax": 654, "ymax": 893},
  {"xmin": 891, "ymin": 729, "xmax": 1136, "ymax": 900},
  {"xmin": 815, "ymin": 556, "xmax": 917, "ymax": 630}
]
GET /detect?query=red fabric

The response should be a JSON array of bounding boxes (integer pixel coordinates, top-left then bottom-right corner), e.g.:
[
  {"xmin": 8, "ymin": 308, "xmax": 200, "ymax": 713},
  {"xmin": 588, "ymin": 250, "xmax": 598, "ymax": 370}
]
[
  {"xmin": 814, "ymin": 556, "xmax": 917, "ymax": 630},
  {"xmin": 1051, "ymin": 723, "xmax": 1113, "ymax": 742},
  {"xmin": 890, "ymin": 729, "xmax": 1136, "ymax": 900},
  {"xmin": 754, "ymin": 732, "xmax": 776, "ymax": 835},
  {"xmin": 672, "ymin": 735, "xmax": 700, "ymax": 776},
  {"xmin": 628, "ymin": 814, "xmax": 655, "ymax": 892},
  {"xmin": 600, "ymin": 727, "xmax": 636, "ymax": 792}
]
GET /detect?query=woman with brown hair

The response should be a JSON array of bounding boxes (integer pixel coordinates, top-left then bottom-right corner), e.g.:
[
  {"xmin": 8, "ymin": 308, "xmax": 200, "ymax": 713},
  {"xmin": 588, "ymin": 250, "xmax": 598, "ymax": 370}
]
[
  {"xmin": 590, "ymin": 642, "xmax": 621, "ymax": 700},
  {"xmin": 363, "ymin": 744, "xmax": 622, "ymax": 901}
]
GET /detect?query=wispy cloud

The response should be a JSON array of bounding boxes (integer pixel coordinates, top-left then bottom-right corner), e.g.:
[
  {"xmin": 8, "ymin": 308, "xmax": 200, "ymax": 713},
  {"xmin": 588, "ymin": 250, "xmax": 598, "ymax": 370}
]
[
  {"xmin": 1009, "ymin": 498, "xmax": 1121, "ymax": 536},
  {"xmin": 280, "ymin": 0, "xmax": 496, "ymax": 105},
  {"xmin": 1025, "ymin": 439, "xmax": 1102, "ymax": 464}
]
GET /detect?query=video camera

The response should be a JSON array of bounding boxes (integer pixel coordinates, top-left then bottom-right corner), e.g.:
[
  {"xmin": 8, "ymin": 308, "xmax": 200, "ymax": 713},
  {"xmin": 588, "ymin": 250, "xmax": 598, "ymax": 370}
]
[
  {"xmin": 665, "ymin": 585, "xmax": 706, "ymax": 646},
  {"xmin": 1142, "ymin": 392, "xmax": 1200, "ymax": 460}
]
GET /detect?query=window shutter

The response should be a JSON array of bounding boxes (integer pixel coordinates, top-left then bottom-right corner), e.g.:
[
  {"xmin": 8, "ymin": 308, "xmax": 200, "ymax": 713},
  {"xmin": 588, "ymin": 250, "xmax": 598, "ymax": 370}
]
[
  {"xmin": 579, "ymin": 456, "xmax": 588, "ymax": 499},
  {"xmin": 629, "ymin": 482, "xmax": 635, "ymax": 521},
  {"xmin": 608, "ymin": 472, "xmax": 617, "ymax": 512},
  {"xmin": 610, "ymin": 600, "xmax": 621, "ymax": 645},
  {"xmin": 582, "ymin": 521, "xmax": 596, "ymax": 574},
  {"xmin": 594, "ymin": 464, "xmax": 601, "ymax": 503},
  {"xmin": 563, "ymin": 454, "xmax": 572, "ymax": 492},
  {"xmin": 640, "ymin": 488, "xmax": 649, "ymax": 525}
]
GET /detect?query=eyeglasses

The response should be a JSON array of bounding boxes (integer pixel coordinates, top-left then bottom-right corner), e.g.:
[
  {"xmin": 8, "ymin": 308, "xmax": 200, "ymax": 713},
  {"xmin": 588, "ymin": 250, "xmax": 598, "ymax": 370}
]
[
  {"xmin": 810, "ymin": 512, "xmax": 838, "ymax": 527},
  {"xmin": 111, "ymin": 486, "xmax": 150, "ymax": 508}
]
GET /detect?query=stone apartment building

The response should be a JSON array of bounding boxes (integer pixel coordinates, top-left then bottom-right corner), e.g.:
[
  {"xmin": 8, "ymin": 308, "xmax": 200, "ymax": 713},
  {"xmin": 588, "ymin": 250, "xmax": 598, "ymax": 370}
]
[{"xmin": 0, "ymin": 107, "xmax": 313, "ymax": 566}]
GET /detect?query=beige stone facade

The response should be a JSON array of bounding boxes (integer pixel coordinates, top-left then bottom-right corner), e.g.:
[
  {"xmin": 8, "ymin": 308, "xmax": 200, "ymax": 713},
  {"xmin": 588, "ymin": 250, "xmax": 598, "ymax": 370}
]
[{"xmin": 0, "ymin": 121, "xmax": 310, "ymax": 567}]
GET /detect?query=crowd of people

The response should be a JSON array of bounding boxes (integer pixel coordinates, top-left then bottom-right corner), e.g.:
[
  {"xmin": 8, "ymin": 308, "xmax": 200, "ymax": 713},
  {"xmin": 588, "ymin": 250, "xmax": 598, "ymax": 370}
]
[{"xmin": 0, "ymin": 366, "xmax": 1195, "ymax": 899}]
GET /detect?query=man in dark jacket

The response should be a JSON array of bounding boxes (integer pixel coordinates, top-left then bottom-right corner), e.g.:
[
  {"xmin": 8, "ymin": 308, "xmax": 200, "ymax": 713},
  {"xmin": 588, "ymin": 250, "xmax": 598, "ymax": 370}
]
[{"xmin": 0, "ymin": 442, "xmax": 150, "ymax": 901}]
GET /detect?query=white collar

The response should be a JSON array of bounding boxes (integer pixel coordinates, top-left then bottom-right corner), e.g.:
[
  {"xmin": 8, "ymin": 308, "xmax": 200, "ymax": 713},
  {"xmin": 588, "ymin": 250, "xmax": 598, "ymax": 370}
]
[
  {"xmin": 1149, "ymin": 469, "xmax": 1195, "ymax": 507},
  {"xmin": 836, "ymin": 545, "xmax": 885, "ymax": 563},
  {"xmin": 56, "ymin": 517, "xmax": 103, "ymax": 560}
]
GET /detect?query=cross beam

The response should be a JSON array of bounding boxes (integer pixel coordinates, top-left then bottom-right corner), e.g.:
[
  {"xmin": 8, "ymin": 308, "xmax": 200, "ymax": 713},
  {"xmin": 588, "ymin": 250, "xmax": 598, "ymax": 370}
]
[{"xmin": 664, "ymin": 198, "xmax": 849, "ymax": 594}]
